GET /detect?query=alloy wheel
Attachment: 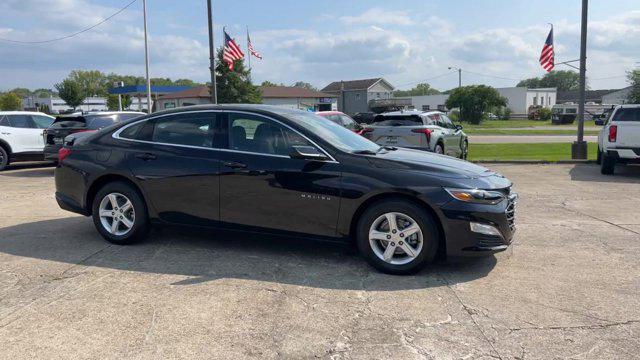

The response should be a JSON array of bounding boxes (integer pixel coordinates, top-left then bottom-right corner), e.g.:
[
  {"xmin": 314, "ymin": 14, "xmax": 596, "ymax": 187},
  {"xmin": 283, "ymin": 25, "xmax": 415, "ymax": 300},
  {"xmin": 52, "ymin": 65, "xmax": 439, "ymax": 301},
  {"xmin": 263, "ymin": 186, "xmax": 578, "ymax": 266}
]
[
  {"xmin": 368, "ymin": 212, "xmax": 423, "ymax": 265},
  {"xmin": 98, "ymin": 192, "xmax": 135, "ymax": 236}
]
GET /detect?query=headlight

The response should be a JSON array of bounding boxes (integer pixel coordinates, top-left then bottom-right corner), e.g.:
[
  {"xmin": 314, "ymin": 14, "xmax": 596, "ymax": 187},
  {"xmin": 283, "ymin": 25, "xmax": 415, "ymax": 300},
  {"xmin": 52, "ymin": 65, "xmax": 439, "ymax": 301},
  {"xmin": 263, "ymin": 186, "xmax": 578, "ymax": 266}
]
[{"xmin": 445, "ymin": 188, "xmax": 506, "ymax": 205}]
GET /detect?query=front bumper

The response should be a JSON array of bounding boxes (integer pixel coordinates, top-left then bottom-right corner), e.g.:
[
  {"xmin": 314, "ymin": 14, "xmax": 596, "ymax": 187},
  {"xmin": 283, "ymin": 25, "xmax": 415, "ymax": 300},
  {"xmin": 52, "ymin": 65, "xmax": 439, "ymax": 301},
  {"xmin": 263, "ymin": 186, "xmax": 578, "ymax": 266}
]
[{"xmin": 441, "ymin": 192, "xmax": 517, "ymax": 257}]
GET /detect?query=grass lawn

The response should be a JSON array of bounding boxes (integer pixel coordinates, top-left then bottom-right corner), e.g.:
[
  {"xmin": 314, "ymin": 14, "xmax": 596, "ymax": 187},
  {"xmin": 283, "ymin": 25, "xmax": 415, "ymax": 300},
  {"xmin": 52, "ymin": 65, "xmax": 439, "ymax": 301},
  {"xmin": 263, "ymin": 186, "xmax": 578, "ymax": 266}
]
[
  {"xmin": 468, "ymin": 142, "xmax": 598, "ymax": 161},
  {"xmin": 465, "ymin": 129, "xmax": 600, "ymax": 136},
  {"xmin": 461, "ymin": 119, "xmax": 596, "ymax": 130}
]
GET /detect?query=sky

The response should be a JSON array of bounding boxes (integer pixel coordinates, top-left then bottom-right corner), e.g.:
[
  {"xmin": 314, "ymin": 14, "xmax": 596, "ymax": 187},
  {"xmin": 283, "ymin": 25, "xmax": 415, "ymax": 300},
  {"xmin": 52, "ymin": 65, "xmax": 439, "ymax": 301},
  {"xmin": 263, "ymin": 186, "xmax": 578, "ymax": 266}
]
[{"xmin": 0, "ymin": 0, "xmax": 638, "ymax": 92}]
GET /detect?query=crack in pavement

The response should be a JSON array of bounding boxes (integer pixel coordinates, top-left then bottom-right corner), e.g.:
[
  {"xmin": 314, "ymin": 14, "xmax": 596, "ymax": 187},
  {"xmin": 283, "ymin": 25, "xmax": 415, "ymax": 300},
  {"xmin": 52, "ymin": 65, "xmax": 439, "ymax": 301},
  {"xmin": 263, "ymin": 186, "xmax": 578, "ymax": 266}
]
[{"xmin": 502, "ymin": 319, "xmax": 640, "ymax": 333}]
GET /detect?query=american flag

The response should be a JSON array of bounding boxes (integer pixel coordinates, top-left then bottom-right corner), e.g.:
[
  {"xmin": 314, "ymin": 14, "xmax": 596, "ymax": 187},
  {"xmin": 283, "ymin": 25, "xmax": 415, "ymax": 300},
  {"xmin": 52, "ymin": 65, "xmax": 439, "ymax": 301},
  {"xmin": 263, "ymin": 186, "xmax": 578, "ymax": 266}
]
[
  {"xmin": 223, "ymin": 29, "xmax": 244, "ymax": 71},
  {"xmin": 539, "ymin": 27, "xmax": 554, "ymax": 72},
  {"xmin": 247, "ymin": 33, "xmax": 262, "ymax": 60}
]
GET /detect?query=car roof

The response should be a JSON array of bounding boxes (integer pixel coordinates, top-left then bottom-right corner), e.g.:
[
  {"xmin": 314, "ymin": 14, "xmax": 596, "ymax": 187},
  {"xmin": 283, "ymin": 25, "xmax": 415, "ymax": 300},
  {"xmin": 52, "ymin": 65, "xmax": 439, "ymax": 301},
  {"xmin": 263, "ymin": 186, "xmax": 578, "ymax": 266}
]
[
  {"xmin": 616, "ymin": 104, "xmax": 640, "ymax": 109},
  {"xmin": 380, "ymin": 110, "xmax": 442, "ymax": 117},
  {"xmin": 315, "ymin": 111, "xmax": 345, "ymax": 116},
  {"xmin": 0, "ymin": 111, "xmax": 54, "ymax": 117},
  {"xmin": 86, "ymin": 111, "xmax": 145, "ymax": 115}
]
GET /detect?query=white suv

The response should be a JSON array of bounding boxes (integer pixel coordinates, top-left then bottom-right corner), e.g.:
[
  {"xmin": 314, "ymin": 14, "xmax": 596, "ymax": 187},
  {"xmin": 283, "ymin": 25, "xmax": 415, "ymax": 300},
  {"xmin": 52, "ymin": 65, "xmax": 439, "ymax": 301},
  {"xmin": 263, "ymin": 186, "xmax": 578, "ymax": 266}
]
[
  {"xmin": 0, "ymin": 111, "xmax": 55, "ymax": 171},
  {"xmin": 596, "ymin": 105, "xmax": 640, "ymax": 175}
]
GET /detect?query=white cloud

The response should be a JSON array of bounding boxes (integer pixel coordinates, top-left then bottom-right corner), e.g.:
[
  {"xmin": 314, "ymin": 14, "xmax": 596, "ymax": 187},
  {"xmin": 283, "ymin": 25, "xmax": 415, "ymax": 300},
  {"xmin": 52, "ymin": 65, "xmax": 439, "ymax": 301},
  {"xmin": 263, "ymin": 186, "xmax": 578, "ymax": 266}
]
[{"xmin": 339, "ymin": 8, "xmax": 415, "ymax": 26}]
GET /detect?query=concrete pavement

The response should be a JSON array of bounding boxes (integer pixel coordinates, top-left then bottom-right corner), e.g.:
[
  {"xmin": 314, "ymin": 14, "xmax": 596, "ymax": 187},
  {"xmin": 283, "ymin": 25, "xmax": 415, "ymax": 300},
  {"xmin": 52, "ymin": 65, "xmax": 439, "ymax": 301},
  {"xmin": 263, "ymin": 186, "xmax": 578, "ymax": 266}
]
[{"xmin": 1, "ymin": 163, "xmax": 639, "ymax": 359}]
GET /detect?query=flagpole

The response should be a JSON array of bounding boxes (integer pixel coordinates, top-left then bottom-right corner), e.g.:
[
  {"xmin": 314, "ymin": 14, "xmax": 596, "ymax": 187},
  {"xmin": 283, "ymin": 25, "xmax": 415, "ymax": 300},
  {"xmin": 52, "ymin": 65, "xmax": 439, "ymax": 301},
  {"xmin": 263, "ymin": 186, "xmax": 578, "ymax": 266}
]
[
  {"xmin": 207, "ymin": 0, "xmax": 217, "ymax": 104},
  {"xmin": 246, "ymin": 26, "xmax": 252, "ymax": 83}
]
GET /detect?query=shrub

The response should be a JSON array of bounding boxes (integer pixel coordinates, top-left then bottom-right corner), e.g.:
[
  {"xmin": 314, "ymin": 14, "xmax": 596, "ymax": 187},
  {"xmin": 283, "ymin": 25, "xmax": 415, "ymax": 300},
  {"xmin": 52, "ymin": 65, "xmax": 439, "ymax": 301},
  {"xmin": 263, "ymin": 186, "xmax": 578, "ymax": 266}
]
[{"xmin": 538, "ymin": 107, "xmax": 552, "ymax": 121}]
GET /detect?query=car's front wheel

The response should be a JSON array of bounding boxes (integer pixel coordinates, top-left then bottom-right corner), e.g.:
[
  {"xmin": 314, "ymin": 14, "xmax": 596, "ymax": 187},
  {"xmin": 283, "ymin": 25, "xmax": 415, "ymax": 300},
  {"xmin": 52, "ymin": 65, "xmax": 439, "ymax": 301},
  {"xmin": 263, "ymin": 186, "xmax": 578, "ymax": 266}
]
[
  {"xmin": 92, "ymin": 181, "xmax": 150, "ymax": 244},
  {"xmin": 434, "ymin": 143, "xmax": 444, "ymax": 155},
  {"xmin": 356, "ymin": 200, "xmax": 439, "ymax": 275}
]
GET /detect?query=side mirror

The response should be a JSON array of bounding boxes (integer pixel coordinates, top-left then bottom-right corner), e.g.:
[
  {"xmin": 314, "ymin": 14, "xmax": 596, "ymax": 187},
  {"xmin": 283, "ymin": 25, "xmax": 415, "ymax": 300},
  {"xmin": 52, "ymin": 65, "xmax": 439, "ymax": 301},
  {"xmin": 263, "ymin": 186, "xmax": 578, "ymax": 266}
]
[
  {"xmin": 594, "ymin": 119, "xmax": 605, "ymax": 126},
  {"xmin": 455, "ymin": 124, "xmax": 463, "ymax": 131},
  {"xmin": 289, "ymin": 145, "xmax": 328, "ymax": 161}
]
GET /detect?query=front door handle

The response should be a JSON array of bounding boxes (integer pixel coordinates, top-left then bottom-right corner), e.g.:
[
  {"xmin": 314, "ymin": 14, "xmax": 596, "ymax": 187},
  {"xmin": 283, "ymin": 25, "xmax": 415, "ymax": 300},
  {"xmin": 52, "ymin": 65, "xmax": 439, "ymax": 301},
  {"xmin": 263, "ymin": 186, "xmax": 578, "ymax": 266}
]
[
  {"xmin": 135, "ymin": 153, "xmax": 157, "ymax": 161},
  {"xmin": 224, "ymin": 161, "xmax": 247, "ymax": 169}
]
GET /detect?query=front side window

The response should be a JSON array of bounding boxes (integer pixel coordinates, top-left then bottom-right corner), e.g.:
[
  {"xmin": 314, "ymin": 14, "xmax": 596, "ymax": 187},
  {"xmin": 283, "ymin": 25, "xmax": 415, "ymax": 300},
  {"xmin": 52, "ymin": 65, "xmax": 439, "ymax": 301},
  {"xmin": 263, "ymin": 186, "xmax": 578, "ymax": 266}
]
[
  {"xmin": 7, "ymin": 115, "xmax": 34, "ymax": 128},
  {"xmin": 229, "ymin": 113, "xmax": 312, "ymax": 156},
  {"xmin": 440, "ymin": 115, "xmax": 454, "ymax": 128}
]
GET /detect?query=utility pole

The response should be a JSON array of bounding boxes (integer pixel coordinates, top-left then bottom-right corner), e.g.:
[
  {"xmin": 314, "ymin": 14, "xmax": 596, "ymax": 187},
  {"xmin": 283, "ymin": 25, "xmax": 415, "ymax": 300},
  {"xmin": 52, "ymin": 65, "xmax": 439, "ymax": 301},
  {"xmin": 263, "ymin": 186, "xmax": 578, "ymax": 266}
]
[
  {"xmin": 142, "ymin": 0, "xmax": 152, "ymax": 113},
  {"xmin": 449, "ymin": 66, "xmax": 462, "ymax": 87},
  {"xmin": 207, "ymin": 0, "xmax": 217, "ymax": 104},
  {"xmin": 572, "ymin": 0, "xmax": 589, "ymax": 159}
]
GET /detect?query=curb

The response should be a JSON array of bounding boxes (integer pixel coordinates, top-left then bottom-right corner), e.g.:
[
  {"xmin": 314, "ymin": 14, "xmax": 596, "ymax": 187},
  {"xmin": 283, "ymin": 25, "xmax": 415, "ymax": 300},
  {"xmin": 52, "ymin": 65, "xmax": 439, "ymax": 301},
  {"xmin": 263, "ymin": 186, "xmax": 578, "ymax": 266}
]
[{"xmin": 472, "ymin": 160, "xmax": 595, "ymax": 164}]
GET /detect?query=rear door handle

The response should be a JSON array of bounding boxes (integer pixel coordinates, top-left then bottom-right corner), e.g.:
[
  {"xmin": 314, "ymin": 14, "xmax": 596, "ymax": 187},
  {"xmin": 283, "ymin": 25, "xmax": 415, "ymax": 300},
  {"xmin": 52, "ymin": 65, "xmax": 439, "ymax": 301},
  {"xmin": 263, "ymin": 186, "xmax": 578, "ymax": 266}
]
[
  {"xmin": 135, "ymin": 153, "xmax": 157, "ymax": 161},
  {"xmin": 224, "ymin": 161, "xmax": 247, "ymax": 169}
]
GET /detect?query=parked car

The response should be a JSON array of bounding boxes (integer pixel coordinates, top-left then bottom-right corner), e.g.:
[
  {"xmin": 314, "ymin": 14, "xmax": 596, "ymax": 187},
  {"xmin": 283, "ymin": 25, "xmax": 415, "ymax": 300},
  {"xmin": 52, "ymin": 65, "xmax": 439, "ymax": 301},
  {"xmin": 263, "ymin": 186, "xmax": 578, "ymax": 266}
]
[
  {"xmin": 352, "ymin": 112, "xmax": 377, "ymax": 124},
  {"xmin": 485, "ymin": 112, "xmax": 499, "ymax": 120},
  {"xmin": 360, "ymin": 110, "xmax": 468, "ymax": 159},
  {"xmin": 596, "ymin": 104, "xmax": 640, "ymax": 175},
  {"xmin": 315, "ymin": 111, "xmax": 363, "ymax": 134},
  {"xmin": 54, "ymin": 105, "xmax": 516, "ymax": 274},
  {"xmin": 43, "ymin": 111, "xmax": 144, "ymax": 161},
  {"xmin": 0, "ymin": 111, "xmax": 55, "ymax": 170}
]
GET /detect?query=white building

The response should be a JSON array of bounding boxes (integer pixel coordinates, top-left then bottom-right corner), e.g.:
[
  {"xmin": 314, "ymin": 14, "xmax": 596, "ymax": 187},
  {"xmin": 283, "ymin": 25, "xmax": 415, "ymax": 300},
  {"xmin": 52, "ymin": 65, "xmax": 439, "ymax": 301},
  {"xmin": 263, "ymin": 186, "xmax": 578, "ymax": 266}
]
[
  {"xmin": 602, "ymin": 86, "xmax": 633, "ymax": 104},
  {"xmin": 406, "ymin": 87, "xmax": 557, "ymax": 118},
  {"xmin": 23, "ymin": 95, "xmax": 150, "ymax": 113}
]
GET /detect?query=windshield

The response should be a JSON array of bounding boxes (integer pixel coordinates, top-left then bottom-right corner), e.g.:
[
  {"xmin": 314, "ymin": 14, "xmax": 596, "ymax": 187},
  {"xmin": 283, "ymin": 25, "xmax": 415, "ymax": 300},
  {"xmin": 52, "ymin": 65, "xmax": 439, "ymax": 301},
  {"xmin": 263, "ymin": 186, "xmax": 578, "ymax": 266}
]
[{"xmin": 286, "ymin": 112, "xmax": 380, "ymax": 153}]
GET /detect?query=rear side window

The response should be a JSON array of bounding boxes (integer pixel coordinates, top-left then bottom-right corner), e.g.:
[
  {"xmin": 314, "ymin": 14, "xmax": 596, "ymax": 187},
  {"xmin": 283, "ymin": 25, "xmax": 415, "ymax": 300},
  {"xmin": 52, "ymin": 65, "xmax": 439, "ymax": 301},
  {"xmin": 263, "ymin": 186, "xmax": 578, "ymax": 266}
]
[
  {"xmin": 7, "ymin": 115, "xmax": 34, "ymax": 128},
  {"xmin": 612, "ymin": 108, "xmax": 640, "ymax": 122},
  {"xmin": 0, "ymin": 116, "xmax": 9, "ymax": 127},
  {"xmin": 150, "ymin": 113, "xmax": 221, "ymax": 148},
  {"xmin": 32, "ymin": 115, "xmax": 54, "ymax": 129},
  {"xmin": 119, "ymin": 121, "xmax": 145, "ymax": 139},
  {"xmin": 371, "ymin": 115, "xmax": 423, "ymax": 126}
]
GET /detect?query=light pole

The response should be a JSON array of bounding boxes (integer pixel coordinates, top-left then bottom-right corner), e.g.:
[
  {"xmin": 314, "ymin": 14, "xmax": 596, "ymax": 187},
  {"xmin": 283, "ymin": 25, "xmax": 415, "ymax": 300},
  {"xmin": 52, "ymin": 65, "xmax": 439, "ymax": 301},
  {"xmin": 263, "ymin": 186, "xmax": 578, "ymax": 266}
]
[
  {"xmin": 572, "ymin": 0, "xmax": 589, "ymax": 159},
  {"xmin": 207, "ymin": 0, "xmax": 217, "ymax": 104},
  {"xmin": 142, "ymin": 0, "xmax": 152, "ymax": 113},
  {"xmin": 449, "ymin": 66, "xmax": 462, "ymax": 87}
]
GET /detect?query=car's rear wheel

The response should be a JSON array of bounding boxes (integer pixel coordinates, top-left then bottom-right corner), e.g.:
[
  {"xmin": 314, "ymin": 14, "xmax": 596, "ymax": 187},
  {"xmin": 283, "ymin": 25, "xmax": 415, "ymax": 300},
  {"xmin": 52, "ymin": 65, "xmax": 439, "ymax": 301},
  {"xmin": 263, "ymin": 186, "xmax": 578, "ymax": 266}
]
[
  {"xmin": 0, "ymin": 146, "xmax": 9, "ymax": 171},
  {"xmin": 92, "ymin": 181, "xmax": 149, "ymax": 244},
  {"xmin": 434, "ymin": 143, "xmax": 444, "ymax": 155},
  {"xmin": 356, "ymin": 200, "xmax": 439, "ymax": 275},
  {"xmin": 600, "ymin": 152, "xmax": 615, "ymax": 175}
]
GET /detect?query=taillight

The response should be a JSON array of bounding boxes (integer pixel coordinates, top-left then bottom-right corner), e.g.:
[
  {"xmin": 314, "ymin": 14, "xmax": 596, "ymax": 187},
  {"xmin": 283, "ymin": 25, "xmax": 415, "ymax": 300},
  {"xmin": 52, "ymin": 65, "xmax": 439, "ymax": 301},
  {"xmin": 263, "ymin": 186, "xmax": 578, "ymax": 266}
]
[
  {"xmin": 411, "ymin": 128, "xmax": 432, "ymax": 143},
  {"xmin": 58, "ymin": 148, "xmax": 72, "ymax": 162},
  {"xmin": 360, "ymin": 128, "xmax": 374, "ymax": 137},
  {"xmin": 609, "ymin": 125, "xmax": 617, "ymax": 142}
]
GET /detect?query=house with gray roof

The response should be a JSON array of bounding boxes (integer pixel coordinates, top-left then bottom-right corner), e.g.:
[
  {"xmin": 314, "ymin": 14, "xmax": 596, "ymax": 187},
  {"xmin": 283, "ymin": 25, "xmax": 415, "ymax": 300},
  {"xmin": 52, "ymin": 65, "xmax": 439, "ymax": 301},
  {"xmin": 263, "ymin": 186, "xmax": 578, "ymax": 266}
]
[{"xmin": 321, "ymin": 78, "xmax": 405, "ymax": 115}]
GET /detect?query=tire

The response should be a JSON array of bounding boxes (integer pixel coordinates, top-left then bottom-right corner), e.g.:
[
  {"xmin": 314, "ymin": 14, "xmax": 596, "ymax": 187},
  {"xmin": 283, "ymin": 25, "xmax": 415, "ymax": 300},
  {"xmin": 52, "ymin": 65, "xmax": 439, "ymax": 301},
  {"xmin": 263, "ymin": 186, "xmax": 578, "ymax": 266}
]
[
  {"xmin": 459, "ymin": 140, "xmax": 468, "ymax": 160},
  {"xmin": 356, "ymin": 200, "xmax": 439, "ymax": 275},
  {"xmin": 92, "ymin": 181, "xmax": 150, "ymax": 244},
  {"xmin": 600, "ymin": 152, "xmax": 615, "ymax": 175},
  {"xmin": 0, "ymin": 146, "xmax": 8, "ymax": 171},
  {"xmin": 596, "ymin": 147, "xmax": 602, "ymax": 165},
  {"xmin": 434, "ymin": 143, "xmax": 444, "ymax": 155}
]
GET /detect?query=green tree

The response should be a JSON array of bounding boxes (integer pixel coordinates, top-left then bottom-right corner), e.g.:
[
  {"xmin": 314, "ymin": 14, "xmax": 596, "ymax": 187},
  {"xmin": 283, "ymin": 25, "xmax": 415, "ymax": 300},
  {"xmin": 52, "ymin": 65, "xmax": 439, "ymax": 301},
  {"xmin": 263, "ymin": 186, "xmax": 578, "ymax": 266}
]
[
  {"xmin": 33, "ymin": 88, "xmax": 57, "ymax": 98},
  {"xmin": 0, "ymin": 92, "xmax": 23, "ymax": 111},
  {"xmin": 445, "ymin": 85, "xmax": 507, "ymax": 124},
  {"xmin": 394, "ymin": 83, "xmax": 441, "ymax": 97},
  {"xmin": 626, "ymin": 70, "xmax": 640, "ymax": 104},
  {"xmin": 260, "ymin": 80, "xmax": 285, "ymax": 87},
  {"xmin": 106, "ymin": 94, "xmax": 132, "ymax": 111},
  {"xmin": 216, "ymin": 49, "xmax": 261, "ymax": 103},
  {"xmin": 292, "ymin": 81, "xmax": 317, "ymax": 90},
  {"xmin": 69, "ymin": 70, "xmax": 109, "ymax": 97},
  {"xmin": 516, "ymin": 70, "xmax": 581, "ymax": 91},
  {"xmin": 55, "ymin": 79, "xmax": 85, "ymax": 109},
  {"xmin": 8, "ymin": 87, "xmax": 32, "ymax": 98}
]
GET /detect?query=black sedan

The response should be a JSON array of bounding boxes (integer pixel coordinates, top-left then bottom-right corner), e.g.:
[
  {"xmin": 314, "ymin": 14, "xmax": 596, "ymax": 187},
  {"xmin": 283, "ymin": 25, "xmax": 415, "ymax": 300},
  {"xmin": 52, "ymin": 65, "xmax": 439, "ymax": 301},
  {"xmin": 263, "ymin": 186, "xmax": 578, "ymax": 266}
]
[
  {"xmin": 54, "ymin": 105, "xmax": 517, "ymax": 274},
  {"xmin": 44, "ymin": 111, "xmax": 144, "ymax": 160}
]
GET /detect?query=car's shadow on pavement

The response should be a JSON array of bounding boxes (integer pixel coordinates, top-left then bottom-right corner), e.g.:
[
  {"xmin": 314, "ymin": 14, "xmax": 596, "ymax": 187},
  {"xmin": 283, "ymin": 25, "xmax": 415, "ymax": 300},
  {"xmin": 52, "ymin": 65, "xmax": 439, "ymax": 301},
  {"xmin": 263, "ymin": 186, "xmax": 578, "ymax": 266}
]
[
  {"xmin": 0, "ymin": 162, "xmax": 55, "ymax": 178},
  {"xmin": 569, "ymin": 163, "xmax": 640, "ymax": 183},
  {"xmin": 0, "ymin": 217, "xmax": 497, "ymax": 291}
]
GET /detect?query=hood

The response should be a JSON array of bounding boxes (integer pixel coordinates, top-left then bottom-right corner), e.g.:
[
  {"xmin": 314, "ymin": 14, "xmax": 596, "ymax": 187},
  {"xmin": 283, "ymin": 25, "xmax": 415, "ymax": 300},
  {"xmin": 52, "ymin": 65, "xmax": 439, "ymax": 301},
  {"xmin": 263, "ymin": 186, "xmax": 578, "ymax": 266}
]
[{"xmin": 368, "ymin": 148, "xmax": 510, "ymax": 184}]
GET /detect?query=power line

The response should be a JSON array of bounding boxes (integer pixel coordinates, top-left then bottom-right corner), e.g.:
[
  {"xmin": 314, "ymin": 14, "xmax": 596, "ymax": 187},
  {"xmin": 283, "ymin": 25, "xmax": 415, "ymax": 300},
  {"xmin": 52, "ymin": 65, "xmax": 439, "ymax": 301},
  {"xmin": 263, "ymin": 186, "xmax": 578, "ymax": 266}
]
[
  {"xmin": 461, "ymin": 70, "xmax": 521, "ymax": 82},
  {"xmin": 588, "ymin": 74, "xmax": 627, "ymax": 81},
  {"xmin": 395, "ymin": 71, "xmax": 457, "ymax": 88},
  {"xmin": 0, "ymin": 0, "xmax": 137, "ymax": 44}
]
